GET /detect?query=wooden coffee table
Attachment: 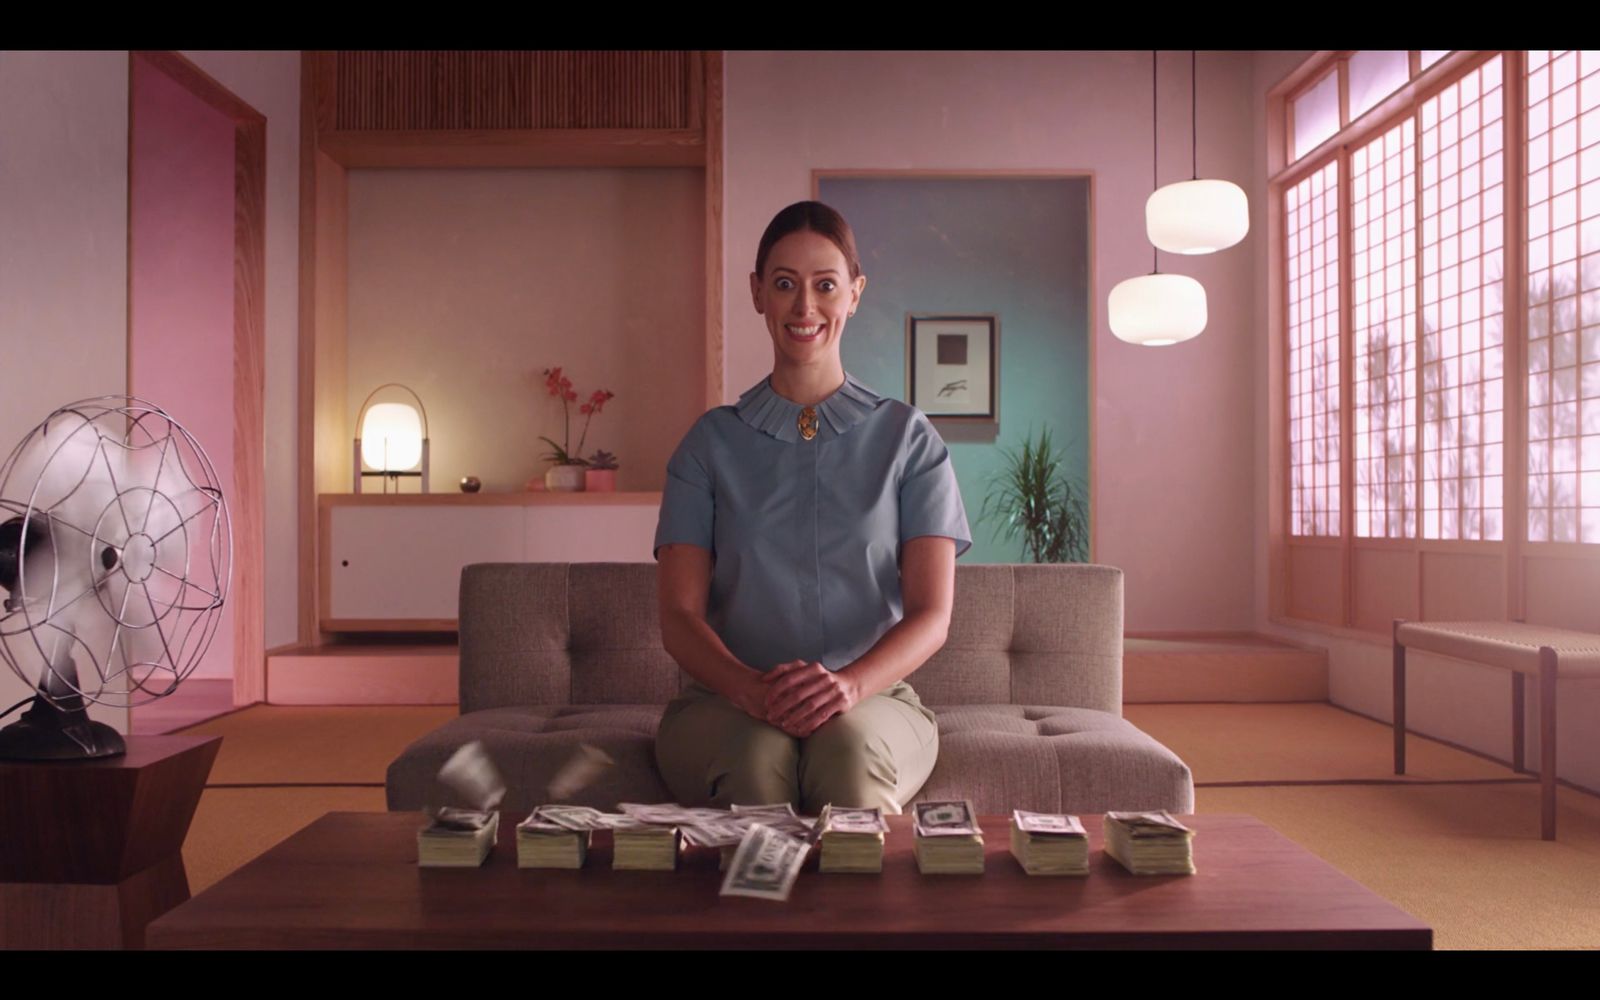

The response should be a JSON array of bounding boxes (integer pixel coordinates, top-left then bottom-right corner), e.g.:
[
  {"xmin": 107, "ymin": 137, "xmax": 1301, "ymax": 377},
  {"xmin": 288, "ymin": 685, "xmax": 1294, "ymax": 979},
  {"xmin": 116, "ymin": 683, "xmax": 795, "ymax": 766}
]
[{"xmin": 145, "ymin": 812, "xmax": 1430, "ymax": 949}]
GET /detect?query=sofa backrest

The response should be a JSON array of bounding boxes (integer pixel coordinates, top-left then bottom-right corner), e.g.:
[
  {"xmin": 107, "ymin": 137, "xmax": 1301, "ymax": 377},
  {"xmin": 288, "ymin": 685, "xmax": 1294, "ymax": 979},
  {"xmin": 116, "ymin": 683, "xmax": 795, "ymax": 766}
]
[{"xmin": 458, "ymin": 562, "xmax": 1123, "ymax": 715}]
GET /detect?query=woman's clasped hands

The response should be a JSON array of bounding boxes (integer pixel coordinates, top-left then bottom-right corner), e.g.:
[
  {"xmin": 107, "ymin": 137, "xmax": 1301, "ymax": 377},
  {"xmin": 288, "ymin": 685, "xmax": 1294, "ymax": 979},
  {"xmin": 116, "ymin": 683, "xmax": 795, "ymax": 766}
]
[{"xmin": 758, "ymin": 659, "xmax": 861, "ymax": 738}]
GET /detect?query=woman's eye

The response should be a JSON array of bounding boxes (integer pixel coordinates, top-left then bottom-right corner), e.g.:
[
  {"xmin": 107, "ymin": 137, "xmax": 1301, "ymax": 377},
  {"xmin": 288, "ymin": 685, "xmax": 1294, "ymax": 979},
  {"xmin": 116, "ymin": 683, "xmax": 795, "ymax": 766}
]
[
  {"xmin": 776, "ymin": 278, "xmax": 794, "ymax": 290},
  {"xmin": 819, "ymin": 280, "xmax": 836, "ymax": 292}
]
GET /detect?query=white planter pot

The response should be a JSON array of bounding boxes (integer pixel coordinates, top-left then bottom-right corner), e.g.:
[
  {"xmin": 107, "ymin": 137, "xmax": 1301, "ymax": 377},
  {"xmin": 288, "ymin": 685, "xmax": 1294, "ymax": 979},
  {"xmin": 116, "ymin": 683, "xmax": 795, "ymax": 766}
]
[{"xmin": 544, "ymin": 464, "xmax": 587, "ymax": 492}]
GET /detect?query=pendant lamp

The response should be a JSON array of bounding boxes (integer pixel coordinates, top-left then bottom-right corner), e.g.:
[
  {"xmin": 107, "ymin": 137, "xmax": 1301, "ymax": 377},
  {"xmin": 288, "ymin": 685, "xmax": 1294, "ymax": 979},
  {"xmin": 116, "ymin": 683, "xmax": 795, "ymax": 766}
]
[
  {"xmin": 1110, "ymin": 51, "xmax": 1208, "ymax": 347},
  {"xmin": 1145, "ymin": 51, "xmax": 1250, "ymax": 255}
]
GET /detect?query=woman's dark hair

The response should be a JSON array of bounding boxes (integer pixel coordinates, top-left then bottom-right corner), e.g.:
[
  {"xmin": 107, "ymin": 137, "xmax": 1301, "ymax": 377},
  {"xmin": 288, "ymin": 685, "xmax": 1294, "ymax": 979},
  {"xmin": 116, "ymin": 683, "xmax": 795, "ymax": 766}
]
[{"xmin": 754, "ymin": 201, "xmax": 863, "ymax": 281}]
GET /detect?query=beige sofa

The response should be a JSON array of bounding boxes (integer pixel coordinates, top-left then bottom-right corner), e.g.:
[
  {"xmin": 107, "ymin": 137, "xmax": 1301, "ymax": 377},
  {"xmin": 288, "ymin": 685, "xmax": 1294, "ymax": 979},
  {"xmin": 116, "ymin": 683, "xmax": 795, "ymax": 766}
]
[{"xmin": 386, "ymin": 562, "xmax": 1194, "ymax": 817}]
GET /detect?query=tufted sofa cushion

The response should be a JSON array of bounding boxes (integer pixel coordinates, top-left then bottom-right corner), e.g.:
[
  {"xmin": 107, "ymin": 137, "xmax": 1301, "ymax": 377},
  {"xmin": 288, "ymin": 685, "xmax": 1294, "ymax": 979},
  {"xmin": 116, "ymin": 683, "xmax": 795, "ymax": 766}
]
[
  {"xmin": 384, "ymin": 704, "xmax": 1194, "ymax": 817},
  {"xmin": 385, "ymin": 563, "xmax": 1194, "ymax": 817}
]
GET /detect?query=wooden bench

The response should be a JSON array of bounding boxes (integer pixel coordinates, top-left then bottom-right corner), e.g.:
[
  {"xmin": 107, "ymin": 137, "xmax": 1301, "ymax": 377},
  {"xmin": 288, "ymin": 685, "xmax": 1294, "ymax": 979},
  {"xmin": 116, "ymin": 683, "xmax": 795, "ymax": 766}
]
[{"xmin": 1392, "ymin": 619, "xmax": 1600, "ymax": 840}]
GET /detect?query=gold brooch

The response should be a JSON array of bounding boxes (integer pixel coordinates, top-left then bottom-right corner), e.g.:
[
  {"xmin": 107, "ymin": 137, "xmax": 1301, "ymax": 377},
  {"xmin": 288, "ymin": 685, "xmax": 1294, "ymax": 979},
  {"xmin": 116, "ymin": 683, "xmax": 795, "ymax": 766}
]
[{"xmin": 798, "ymin": 406, "xmax": 819, "ymax": 441}]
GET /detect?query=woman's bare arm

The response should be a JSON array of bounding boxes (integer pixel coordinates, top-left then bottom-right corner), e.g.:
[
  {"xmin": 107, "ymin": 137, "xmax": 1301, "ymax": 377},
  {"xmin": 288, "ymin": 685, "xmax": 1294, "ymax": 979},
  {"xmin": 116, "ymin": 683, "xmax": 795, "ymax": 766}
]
[
  {"xmin": 657, "ymin": 543, "xmax": 771, "ymax": 719},
  {"xmin": 764, "ymin": 534, "xmax": 956, "ymax": 735}
]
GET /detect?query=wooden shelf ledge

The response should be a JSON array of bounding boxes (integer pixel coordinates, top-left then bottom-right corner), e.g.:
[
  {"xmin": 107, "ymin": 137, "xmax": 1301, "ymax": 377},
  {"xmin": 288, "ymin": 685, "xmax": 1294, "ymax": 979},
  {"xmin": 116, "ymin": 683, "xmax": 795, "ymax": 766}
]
[{"xmin": 320, "ymin": 491, "xmax": 663, "ymax": 507}]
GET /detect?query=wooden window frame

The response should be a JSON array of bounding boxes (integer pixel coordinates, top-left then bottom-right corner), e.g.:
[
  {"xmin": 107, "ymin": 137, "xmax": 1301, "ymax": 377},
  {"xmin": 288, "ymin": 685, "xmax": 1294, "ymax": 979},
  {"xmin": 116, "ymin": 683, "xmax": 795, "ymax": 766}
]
[{"xmin": 1269, "ymin": 51, "xmax": 1548, "ymax": 636}]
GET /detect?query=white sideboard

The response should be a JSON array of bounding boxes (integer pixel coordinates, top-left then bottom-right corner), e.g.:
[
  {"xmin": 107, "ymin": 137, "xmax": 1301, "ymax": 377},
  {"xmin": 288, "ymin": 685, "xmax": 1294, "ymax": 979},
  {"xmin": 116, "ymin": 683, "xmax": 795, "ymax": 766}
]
[{"xmin": 319, "ymin": 492, "xmax": 661, "ymax": 631}]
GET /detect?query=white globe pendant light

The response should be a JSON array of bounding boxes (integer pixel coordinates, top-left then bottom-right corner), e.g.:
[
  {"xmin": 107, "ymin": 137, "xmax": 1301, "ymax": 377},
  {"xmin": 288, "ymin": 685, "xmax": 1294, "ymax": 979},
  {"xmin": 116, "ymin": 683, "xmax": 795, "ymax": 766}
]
[
  {"xmin": 1110, "ymin": 50, "xmax": 1210, "ymax": 347},
  {"xmin": 1147, "ymin": 179, "xmax": 1249, "ymax": 254},
  {"xmin": 1145, "ymin": 51, "xmax": 1250, "ymax": 255},
  {"xmin": 1109, "ymin": 272, "xmax": 1207, "ymax": 346}
]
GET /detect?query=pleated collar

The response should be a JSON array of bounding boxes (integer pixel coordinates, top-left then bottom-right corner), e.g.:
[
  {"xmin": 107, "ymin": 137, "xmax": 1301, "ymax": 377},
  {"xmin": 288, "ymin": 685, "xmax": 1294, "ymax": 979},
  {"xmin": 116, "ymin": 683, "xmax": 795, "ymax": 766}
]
[{"xmin": 733, "ymin": 372, "xmax": 886, "ymax": 442}]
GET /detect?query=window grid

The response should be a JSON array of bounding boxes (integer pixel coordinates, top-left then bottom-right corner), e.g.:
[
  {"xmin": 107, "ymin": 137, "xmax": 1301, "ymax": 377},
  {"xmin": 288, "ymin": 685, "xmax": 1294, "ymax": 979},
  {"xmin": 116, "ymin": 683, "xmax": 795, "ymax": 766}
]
[
  {"xmin": 1526, "ymin": 50, "xmax": 1600, "ymax": 543},
  {"xmin": 1288, "ymin": 161, "xmax": 1342, "ymax": 536},
  {"xmin": 1420, "ymin": 55, "xmax": 1507, "ymax": 540},
  {"xmin": 1352, "ymin": 120, "xmax": 1419, "ymax": 537}
]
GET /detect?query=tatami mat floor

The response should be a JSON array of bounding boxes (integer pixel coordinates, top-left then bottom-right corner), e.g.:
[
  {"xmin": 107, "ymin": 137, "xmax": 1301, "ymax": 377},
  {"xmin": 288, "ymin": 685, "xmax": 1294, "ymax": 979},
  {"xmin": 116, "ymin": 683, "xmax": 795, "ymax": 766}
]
[{"xmin": 175, "ymin": 701, "xmax": 1600, "ymax": 950}]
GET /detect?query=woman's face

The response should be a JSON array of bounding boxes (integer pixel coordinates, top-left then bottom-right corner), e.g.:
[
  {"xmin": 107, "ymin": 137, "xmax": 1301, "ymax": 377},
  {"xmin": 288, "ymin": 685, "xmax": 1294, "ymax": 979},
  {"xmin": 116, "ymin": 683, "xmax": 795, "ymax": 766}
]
[{"xmin": 749, "ymin": 229, "xmax": 865, "ymax": 368}]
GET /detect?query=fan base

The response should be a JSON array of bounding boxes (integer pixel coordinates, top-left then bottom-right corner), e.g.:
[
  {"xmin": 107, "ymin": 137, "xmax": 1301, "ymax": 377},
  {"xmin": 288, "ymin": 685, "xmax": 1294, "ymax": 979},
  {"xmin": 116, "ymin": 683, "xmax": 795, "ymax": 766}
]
[{"xmin": 0, "ymin": 696, "xmax": 126, "ymax": 760}]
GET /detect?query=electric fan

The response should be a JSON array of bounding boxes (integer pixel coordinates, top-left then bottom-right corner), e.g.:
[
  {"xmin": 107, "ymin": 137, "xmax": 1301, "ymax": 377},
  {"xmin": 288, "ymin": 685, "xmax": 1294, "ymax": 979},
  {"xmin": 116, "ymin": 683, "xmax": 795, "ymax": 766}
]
[{"xmin": 0, "ymin": 396, "xmax": 231, "ymax": 760}]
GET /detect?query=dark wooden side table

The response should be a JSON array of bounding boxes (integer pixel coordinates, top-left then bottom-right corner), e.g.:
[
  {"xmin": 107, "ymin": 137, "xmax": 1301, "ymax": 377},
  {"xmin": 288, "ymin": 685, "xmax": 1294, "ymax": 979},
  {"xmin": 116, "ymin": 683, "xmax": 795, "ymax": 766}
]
[{"xmin": 0, "ymin": 734, "xmax": 220, "ymax": 949}]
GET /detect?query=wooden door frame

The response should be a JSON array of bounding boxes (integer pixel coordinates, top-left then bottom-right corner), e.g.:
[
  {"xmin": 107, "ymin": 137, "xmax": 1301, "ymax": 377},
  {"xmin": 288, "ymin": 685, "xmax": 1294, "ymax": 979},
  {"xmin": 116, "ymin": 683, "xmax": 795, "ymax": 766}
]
[{"xmin": 127, "ymin": 50, "xmax": 267, "ymax": 707}]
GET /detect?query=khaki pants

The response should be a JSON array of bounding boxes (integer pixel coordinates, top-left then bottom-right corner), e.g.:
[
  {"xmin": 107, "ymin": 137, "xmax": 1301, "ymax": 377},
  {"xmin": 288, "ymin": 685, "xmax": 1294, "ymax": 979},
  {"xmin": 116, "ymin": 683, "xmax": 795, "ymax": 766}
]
[{"xmin": 655, "ymin": 679, "xmax": 939, "ymax": 815}]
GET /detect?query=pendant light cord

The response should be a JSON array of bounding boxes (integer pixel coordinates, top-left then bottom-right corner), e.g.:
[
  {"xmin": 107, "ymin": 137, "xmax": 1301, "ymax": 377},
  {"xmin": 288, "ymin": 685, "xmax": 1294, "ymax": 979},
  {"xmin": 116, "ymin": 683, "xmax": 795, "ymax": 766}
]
[
  {"xmin": 1152, "ymin": 50, "xmax": 1158, "ymax": 274},
  {"xmin": 1192, "ymin": 50, "xmax": 1198, "ymax": 180}
]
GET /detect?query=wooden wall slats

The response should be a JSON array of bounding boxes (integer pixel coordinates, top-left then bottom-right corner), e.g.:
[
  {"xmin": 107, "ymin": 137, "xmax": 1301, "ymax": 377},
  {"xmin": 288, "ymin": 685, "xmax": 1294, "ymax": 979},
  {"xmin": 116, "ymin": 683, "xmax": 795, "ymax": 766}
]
[{"xmin": 332, "ymin": 51, "xmax": 691, "ymax": 131}]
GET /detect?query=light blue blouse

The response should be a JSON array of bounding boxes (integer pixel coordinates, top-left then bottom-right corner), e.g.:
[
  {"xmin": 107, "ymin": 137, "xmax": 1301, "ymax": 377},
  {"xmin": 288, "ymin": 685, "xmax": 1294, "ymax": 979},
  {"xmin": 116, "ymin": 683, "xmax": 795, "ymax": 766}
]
[{"xmin": 653, "ymin": 372, "xmax": 972, "ymax": 673}]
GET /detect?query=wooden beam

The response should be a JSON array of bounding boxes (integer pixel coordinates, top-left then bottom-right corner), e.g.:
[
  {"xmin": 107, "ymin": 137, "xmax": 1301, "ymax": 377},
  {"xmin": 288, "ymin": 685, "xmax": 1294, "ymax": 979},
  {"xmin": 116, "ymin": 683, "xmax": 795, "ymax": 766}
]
[
  {"xmin": 703, "ymin": 52, "xmax": 724, "ymax": 410},
  {"xmin": 232, "ymin": 115, "xmax": 267, "ymax": 707},
  {"xmin": 318, "ymin": 128, "xmax": 706, "ymax": 168}
]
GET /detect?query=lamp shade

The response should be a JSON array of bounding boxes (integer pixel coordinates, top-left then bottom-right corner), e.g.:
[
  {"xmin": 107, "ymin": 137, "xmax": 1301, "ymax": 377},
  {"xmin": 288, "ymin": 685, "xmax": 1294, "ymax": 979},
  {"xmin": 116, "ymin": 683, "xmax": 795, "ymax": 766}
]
[
  {"xmin": 360, "ymin": 401, "xmax": 423, "ymax": 472},
  {"xmin": 1145, "ymin": 179, "xmax": 1250, "ymax": 255},
  {"xmin": 1108, "ymin": 273, "xmax": 1207, "ymax": 346}
]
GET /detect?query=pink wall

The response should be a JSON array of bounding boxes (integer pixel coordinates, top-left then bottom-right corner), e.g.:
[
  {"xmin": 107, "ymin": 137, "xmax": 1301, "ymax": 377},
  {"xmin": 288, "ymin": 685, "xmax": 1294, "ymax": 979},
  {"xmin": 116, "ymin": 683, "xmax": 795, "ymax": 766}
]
[
  {"xmin": 180, "ymin": 52, "xmax": 302, "ymax": 655},
  {"xmin": 344, "ymin": 167, "xmax": 704, "ymax": 495},
  {"xmin": 725, "ymin": 51, "xmax": 1260, "ymax": 631},
  {"xmin": 0, "ymin": 52, "xmax": 131, "ymax": 732},
  {"xmin": 129, "ymin": 55, "xmax": 236, "ymax": 681}
]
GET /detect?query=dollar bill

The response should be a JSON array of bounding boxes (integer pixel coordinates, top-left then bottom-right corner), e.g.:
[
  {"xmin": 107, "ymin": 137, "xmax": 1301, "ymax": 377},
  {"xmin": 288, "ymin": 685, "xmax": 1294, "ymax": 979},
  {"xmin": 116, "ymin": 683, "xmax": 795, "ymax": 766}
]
[
  {"xmin": 823, "ymin": 806, "xmax": 890, "ymax": 835},
  {"xmin": 547, "ymin": 743, "xmax": 614, "ymax": 801},
  {"xmin": 720, "ymin": 823, "xmax": 810, "ymax": 902},
  {"xmin": 731, "ymin": 803, "xmax": 798, "ymax": 818},
  {"xmin": 1013, "ymin": 810, "xmax": 1087, "ymax": 836},
  {"xmin": 532, "ymin": 804, "xmax": 607, "ymax": 831},
  {"xmin": 437, "ymin": 741, "xmax": 506, "ymax": 812},
  {"xmin": 1106, "ymin": 810, "xmax": 1192, "ymax": 836},
  {"xmin": 913, "ymin": 800, "xmax": 982, "ymax": 837},
  {"xmin": 617, "ymin": 802, "xmax": 698, "ymax": 824},
  {"xmin": 679, "ymin": 816, "xmax": 751, "ymax": 849},
  {"xmin": 429, "ymin": 806, "xmax": 494, "ymax": 832}
]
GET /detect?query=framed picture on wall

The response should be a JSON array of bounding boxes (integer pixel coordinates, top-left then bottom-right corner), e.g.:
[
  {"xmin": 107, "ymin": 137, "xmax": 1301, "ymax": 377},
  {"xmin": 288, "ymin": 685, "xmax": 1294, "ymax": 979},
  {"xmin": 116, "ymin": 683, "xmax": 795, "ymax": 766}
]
[{"xmin": 906, "ymin": 314, "xmax": 999, "ymax": 422}]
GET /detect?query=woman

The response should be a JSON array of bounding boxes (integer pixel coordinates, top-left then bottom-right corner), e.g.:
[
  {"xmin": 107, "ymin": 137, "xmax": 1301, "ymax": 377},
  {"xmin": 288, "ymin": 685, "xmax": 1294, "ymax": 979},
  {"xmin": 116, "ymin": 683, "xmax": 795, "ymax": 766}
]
[{"xmin": 652, "ymin": 200, "xmax": 971, "ymax": 815}]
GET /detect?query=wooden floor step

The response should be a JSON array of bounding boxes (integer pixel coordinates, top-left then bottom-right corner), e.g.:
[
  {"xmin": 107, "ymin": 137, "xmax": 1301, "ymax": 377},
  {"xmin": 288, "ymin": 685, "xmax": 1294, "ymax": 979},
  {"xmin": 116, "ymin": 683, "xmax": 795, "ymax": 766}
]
[
  {"xmin": 1124, "ymin": 633, "xmax": 1328, "ymax": 703},
  {"xmin": 267, "ymin": 644, "xmax": 460, "ymax": 706}
]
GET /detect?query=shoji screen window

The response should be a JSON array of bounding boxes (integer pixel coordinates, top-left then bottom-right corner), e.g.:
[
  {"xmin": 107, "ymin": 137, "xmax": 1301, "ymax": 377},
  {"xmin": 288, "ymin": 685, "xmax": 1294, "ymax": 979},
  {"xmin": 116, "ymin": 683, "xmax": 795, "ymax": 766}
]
[
  {"xmin": 1352, "ymin": 120, "xmax": 1418, "ymax": 537},
  {"xmin": 1420, "ymin": 55, "xmax": 1507, "ymax": 540},
  {"xmin": 1288, "ymin": 161, "xmax": 1342, "ymax": 536},
  {"xmin": 1526, "ymin": 50, "xmax": 1600, "ymax": 542}
]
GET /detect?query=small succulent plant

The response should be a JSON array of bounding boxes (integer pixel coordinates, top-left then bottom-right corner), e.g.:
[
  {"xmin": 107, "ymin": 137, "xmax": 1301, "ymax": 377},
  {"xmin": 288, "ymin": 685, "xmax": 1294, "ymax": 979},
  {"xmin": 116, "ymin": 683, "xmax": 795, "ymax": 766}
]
[{"xmin": 586, "ymin": 450, "xmax": 619, "ymax": 471}]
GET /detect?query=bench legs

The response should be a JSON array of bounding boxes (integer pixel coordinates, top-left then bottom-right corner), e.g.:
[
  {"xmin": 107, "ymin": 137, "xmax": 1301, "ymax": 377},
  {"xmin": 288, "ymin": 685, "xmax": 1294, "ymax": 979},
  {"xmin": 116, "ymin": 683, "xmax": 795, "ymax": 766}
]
[
  {"xmin": 1512, "ymin": 673, "xmax": 1525, "ymax": 774},
  {"xmin": 1540, "ymin": 647, "xmax": 1557, "ymax": 841},
  {"xmin": 1395, "ymin": 622, "xmax": 1557, "ymax": 840},
  {"xmin": 1392, "ymin": 620, "xmax": 1406, "ymax": 776}
]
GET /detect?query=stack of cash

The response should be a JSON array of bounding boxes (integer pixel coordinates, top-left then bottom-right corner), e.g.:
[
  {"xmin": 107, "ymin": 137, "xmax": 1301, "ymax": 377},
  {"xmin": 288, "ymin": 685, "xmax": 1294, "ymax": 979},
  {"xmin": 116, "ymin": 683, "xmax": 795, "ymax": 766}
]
[
  {"xmin": 913, "ymin": 800, "xmax": 985, "ymax": 875},
  {"xmin": 1103, "ymin": 811, "xmax": 1196, "ymax": 875},
  {"xmin": 417, "ymin": 807, "xmax": 499, "ymax": 868},
  {"xmin": 515, "ymin": 806, "xmax": 598, "ymax": 868},
  {"xmin": 1008, "ymin": 810, "xmax": 1090, "ymax": 876},
  {"xmin": 612, "ymin": 817, "xmax": 681, "ymax": 870},
  {"xmin": 719, "ymin": 823, "xmax": 811, "ymax": 902},
  {"xmin": 609, "ymin": 802, "xmax": 817, "ymax": 870},
  {"xmin": 816, "ymin": 805, "xmax": 889, "ymax": 873}
]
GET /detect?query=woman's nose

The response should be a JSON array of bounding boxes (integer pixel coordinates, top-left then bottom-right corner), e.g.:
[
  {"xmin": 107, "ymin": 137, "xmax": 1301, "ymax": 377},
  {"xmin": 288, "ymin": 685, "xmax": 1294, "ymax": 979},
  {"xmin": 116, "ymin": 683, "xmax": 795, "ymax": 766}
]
[{"xmin": 791, "ymin": 287, "xmax": 814, "ymax": 314}]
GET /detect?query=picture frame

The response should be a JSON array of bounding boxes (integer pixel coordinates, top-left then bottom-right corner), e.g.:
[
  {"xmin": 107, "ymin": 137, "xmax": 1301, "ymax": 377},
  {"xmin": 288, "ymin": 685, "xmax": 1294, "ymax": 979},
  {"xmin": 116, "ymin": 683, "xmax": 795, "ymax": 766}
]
[{"xmin": 906, "ymin": 314, "xmax": 999, "ymax": 422}]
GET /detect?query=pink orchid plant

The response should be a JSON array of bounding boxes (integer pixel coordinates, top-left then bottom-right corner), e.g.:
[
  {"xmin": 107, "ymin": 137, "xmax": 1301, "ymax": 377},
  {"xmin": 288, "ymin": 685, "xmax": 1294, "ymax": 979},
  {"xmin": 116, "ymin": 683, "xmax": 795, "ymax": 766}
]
[{"xmin": 539, "ymin": 367, "xmax": 614, "ymax": 466}]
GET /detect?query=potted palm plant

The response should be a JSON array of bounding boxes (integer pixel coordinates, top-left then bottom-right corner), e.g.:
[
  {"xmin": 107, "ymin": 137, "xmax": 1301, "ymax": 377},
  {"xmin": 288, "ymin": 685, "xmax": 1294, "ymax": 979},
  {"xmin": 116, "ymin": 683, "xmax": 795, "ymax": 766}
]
[{"xmin": 978, "ymin": 425, "xmax": 1089, "ymax": 563}]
